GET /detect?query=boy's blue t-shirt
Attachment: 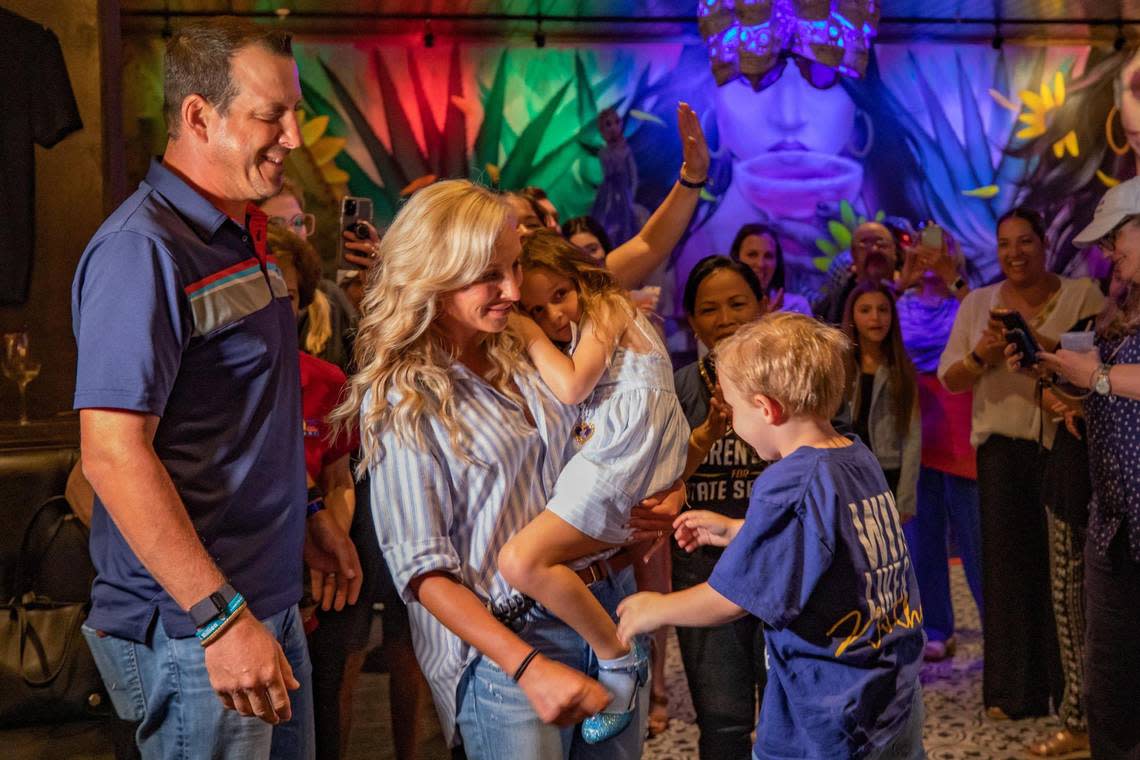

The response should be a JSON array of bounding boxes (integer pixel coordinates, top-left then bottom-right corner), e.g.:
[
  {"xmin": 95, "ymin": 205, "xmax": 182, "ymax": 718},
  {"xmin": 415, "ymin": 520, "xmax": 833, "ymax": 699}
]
[{"xmin": 708, "ymin": 440, "xmax": 924, "ymax": 759}]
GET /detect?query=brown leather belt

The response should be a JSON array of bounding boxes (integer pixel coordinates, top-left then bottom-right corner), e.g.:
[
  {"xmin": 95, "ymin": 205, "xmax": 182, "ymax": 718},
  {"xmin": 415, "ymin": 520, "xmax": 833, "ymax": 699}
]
[
  {"xmin": 574, "ymin": 549, "xmax": 634, "ymax": 586},
  {"xmin": 490, "ymin": 550, "xmax": 637, "ymax": 628}
]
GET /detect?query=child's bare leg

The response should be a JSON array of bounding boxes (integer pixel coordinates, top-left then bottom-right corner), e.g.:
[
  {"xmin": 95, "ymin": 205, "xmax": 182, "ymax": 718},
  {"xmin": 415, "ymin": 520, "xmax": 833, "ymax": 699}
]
[{"xmin": 499, "ymin": 510, "xmax": 628, "ymax": 659}]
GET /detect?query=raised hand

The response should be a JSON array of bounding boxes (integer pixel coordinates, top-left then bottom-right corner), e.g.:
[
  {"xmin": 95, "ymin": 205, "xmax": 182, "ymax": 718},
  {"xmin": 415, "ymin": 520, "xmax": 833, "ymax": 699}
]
[{"xmin": 677, "ymin": 102, "xmax": 710, "ymax": 183}]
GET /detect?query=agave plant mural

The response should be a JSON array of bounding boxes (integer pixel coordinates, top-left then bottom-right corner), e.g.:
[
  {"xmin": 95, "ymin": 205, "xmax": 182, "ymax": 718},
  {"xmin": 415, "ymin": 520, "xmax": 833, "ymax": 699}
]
[
  {"xmin": 299, "ymin": 44, "xmax": 653, "ymax": 229},
  {"xmin": 825, "ymin": 48, "xmax": 1049, "ymax": 284}
]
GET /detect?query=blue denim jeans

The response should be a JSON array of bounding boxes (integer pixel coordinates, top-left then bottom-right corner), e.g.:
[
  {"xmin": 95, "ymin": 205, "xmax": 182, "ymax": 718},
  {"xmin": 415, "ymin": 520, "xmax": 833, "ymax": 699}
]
[
  {"xmin": 81, "ymin": 605, "xmax": 314, "ymax": 760},
  {"xmin": 902, "ymin": 467, "xmax": 984, "ymax": 643},
  {"xmin": 455, "ymin": 567, "xmax": 647, "ymax": 760}
]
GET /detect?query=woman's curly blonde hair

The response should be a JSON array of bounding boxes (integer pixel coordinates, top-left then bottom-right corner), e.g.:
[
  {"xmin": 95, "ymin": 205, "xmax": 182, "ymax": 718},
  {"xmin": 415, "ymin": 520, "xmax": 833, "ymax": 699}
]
[{"xmin": 330, "ymin": 179, "xmax": 528, "ymax": 471}]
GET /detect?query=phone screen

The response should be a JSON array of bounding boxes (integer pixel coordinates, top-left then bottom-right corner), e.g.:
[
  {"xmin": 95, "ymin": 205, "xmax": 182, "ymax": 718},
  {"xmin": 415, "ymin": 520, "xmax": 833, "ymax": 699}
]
[{"xmin": 921, "ymin": 224, "xmax": 942, "ymax": 249}]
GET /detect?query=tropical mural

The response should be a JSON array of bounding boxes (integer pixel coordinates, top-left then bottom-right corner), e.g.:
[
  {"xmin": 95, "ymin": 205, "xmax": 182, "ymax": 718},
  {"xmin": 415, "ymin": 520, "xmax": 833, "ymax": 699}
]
[{"xmin": 121, "ymin": 35, "xmax": 1130, "ymax": 299}]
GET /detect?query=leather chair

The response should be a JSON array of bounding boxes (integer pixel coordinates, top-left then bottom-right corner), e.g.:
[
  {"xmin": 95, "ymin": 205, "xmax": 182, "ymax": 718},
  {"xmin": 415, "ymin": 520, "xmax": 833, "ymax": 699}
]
[{"xmin": 0, "ymin": 443, "xmax": 139, "ymax": 760}]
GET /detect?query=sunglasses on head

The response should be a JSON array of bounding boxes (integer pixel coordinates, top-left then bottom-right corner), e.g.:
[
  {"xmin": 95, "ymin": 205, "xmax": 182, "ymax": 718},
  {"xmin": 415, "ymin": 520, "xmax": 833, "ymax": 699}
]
[{"xmin": 753, "ymin": 52, "xmax": 841, "ymax": 92}]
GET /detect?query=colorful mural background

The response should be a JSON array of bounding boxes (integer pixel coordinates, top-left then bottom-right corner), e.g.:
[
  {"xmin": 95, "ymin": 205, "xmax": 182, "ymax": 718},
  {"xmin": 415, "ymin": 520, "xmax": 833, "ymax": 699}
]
[{"xmin": 122, "ymin": 35, "xmax": 1133, "ymax": 302}]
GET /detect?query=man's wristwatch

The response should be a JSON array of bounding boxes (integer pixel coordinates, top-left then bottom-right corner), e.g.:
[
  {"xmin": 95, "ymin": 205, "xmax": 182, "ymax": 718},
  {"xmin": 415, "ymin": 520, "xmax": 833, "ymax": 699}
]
[
  {"xmin": 189, "ymin": 582, "xmax": 239, "ymax": 628},
  {"xmin": 1093, "ymin": 363, "xmax": 1113, "ymax": 396}
]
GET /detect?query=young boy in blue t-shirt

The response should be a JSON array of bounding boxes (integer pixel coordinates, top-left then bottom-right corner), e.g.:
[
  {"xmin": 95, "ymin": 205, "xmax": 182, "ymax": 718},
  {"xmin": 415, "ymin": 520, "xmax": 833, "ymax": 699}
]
[{"xmin": 618, "ymin": 312, "xmax": 925, "ymax": 759}]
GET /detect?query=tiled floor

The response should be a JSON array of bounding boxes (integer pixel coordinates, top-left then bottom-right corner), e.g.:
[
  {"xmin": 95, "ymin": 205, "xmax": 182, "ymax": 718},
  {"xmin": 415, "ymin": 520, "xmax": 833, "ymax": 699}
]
[
  {"xmin": 6, "ymin": 565, "xmax": 1074, "ymax": 760},
  {"xmin": 346, "ymin": 563, "xmax": 1071, "ymax": 760}
]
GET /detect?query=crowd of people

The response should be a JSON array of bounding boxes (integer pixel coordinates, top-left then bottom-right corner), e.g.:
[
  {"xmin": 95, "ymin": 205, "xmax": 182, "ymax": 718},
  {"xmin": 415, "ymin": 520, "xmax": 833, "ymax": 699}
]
[{"xmin": 66, "ymin": 14, "xmax": 1140, "ymax": 760}]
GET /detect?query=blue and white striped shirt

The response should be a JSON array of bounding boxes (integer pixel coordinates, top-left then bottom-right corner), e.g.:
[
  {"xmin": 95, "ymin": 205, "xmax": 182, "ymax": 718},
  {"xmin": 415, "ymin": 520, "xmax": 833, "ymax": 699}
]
[{"xmin": 366, "ymin": 364, "xmax": 576, "ymax": 746}]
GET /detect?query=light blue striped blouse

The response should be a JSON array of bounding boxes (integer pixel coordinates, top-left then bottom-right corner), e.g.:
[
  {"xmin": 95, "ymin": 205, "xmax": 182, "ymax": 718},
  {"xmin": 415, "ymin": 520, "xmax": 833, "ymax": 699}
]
[{"xmin": 366, "ymin": 364, "xmax": 577, "ymax": 746}]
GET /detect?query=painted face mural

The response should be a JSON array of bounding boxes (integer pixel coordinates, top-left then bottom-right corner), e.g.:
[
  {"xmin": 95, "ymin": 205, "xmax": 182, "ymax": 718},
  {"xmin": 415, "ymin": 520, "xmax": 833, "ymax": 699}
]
[{"xmin": 714, "ymin": 68, "xmax": 860, "ymax": 222}]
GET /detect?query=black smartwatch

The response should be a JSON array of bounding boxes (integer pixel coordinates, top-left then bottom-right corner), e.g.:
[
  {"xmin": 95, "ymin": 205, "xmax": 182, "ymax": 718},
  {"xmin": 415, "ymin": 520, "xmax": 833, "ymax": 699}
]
[{"xmin": 189, "ymin": 582, "xmax": 239, "ymax": 628}]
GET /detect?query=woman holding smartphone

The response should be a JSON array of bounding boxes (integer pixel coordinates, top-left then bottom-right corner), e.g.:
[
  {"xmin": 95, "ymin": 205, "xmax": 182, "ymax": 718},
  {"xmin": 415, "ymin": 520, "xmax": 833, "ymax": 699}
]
[
  {"xmin": 1007, "ymin": 178, "xmax": 1140, "ymax": 758},
  {"xmin": 938, "ymin": 207, "xmax": 1103, "ymax": 722}
]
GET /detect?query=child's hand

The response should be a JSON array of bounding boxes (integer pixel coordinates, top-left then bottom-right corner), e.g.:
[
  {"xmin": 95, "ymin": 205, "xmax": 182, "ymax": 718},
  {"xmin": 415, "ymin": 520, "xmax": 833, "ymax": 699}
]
[
  {"xmin": 616, "ymin": 592, "xmax": 664, "ymax": 646},
  {"xmin": 673, "ymin": 510, "xmax": 741, "ymax": 552},
  {"xmin": 507, "ymin": 311, "xmax": 542, "ymax": 347}
]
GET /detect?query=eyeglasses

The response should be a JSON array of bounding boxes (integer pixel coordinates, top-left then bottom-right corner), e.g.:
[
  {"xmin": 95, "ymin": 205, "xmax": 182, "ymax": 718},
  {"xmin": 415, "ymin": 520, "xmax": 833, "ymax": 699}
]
[
  {"xmin": 1100, "ymin": 215, "xmax": 1140, "ymax": 252},
  {"xmin": 268, "ymin": 213, "xmax": 316, "ymax": 237},
  {"xmin": 853, "ymin": 237, "xmax": 893, "ymax": 252},
  {"xmin": 753, "ymin": 52, "xmax": 841, "ymax": 92}
]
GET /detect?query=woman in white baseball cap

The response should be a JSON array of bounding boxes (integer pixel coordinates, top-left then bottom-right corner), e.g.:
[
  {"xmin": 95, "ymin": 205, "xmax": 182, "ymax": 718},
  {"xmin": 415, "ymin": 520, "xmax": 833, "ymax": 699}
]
[{"xmin": 1027, "ymin": 179, "xmax": 1140, "ymax": 758}]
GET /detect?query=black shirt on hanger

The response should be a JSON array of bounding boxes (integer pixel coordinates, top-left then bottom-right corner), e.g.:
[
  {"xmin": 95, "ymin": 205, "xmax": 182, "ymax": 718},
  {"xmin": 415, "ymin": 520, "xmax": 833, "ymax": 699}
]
[{"xmin": 0, "ymin": 9, "xmax": 83, "ymax": 306}]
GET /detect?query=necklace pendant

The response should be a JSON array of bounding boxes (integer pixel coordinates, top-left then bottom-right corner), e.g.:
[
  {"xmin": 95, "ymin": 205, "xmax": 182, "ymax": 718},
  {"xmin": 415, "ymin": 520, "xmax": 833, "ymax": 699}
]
[{"xmin": 572, "ymin": 420, "xmax": 594, "ymax": 446}]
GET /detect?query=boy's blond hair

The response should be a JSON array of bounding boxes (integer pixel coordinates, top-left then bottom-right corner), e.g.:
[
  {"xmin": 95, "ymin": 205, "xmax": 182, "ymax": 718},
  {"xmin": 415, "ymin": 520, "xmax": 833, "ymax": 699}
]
[{"xmin": 715, "ymin": 312, "xmax": 850, "ymax": 419}]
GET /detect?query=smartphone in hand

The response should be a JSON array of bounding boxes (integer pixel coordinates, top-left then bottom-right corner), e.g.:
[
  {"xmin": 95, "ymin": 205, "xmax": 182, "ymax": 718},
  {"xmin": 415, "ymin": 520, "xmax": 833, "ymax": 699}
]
[
  {"xmin": 920, "ymin": 223, "xmax": 943, "ymax": 250},
  {"xmin": 993, "ymin": 309, "xmax": 1041, "ymax": 365},
  {"xmin": 337, "ymin": 196, "xmax": 373, "ymax": 270}
]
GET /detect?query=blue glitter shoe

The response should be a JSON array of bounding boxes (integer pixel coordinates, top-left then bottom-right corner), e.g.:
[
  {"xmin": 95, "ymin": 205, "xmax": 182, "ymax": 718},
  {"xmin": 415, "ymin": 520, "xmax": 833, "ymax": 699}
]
[{"xmin": 581, "ymin": 640, "xmax": 648, "ymax": 745}]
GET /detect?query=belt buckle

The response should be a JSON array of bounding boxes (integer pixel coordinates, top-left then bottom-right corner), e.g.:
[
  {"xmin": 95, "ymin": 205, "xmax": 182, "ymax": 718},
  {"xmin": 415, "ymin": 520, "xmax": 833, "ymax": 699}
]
[{"xmin": 585, "ymin": 561, "xmax": 603, "ymax": 586}]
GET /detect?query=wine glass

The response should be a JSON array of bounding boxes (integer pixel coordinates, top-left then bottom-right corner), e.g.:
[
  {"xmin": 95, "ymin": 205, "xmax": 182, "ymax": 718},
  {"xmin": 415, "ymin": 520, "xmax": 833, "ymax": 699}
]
[{"xmin": 2, "ymin": 332, "xmax": 41, "ymax": 426}]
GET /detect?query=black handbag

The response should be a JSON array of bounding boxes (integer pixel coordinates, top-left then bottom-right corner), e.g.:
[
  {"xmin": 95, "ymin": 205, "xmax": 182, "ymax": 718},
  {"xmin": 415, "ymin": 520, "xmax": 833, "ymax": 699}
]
[{"xmin": 0, "ymin": 495, "xmax": 110, "ymax": 727}]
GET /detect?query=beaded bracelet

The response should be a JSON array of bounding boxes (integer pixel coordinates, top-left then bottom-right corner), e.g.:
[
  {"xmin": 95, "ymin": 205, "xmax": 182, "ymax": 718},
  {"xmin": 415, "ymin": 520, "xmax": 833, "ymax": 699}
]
[{"xmin": 195, "ymin": 591, "xmax": 247, "ymax": 647}]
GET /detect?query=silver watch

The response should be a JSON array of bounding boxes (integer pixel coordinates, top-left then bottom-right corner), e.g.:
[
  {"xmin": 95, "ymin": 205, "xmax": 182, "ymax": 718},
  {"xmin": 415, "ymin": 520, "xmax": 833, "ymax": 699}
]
[{"xmin": 1093, "ymin": 364, "xmax": 1112, "ymax": 396}]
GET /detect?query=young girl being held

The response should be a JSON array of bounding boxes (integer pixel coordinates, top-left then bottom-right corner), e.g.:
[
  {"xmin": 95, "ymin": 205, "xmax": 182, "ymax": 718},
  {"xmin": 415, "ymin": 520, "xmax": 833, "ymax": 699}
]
[
  {"xmin": 499, "ymin": 230, "xmax": 688, "ymax": 742},
  {"xmin": 842, "ymin": 281, "xmax": 922, "ymax": 519}
]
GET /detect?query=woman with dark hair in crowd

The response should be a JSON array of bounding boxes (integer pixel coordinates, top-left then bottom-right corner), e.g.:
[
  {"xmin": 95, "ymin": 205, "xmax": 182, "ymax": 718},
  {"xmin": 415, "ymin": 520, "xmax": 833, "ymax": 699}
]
[
  {"xmin": 563, "ymin": 215, "xmax": 614, "ymax": 264},
  {"xmin": 939, "ymin": 206, "xmax": 1104, "ymax": 722},
  {"xmin": 671, "ymin": 256, "xmax": 769, "ymax": 759},
  {"xmin": 1010, "ymin": 179, "xmax": 1140, "ymax": 758},
  {"xmin": 895, "ymin": 232, "xmax": 984, "ymax": 664},
  {"xmin": 520, "ymin": 185, "xmax": 560, "ymax": 230},
  {"xmin": 841, "ymin": 281, "xmax": 920, "ymax": 521},
  {"xmin": 505, "ymin": 191, "xmax": 548, "ymax": 235},
  {"xmin": 728, "ymin": 223, "xmax": 812, "ymax": 315}
]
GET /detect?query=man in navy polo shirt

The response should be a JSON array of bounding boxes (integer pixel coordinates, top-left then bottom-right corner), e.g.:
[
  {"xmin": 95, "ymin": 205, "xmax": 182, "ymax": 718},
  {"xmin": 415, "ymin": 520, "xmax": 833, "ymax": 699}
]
[{"xmin": 72, "ymin": 17, "xmax": 360, "ymax": 759}]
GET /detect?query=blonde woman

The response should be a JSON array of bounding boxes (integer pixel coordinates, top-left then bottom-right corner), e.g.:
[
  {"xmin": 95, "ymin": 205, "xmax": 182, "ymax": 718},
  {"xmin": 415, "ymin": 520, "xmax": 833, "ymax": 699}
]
[{"xmin": 332, "ymin": 104, "xmax": 707, "ymax": 759}]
